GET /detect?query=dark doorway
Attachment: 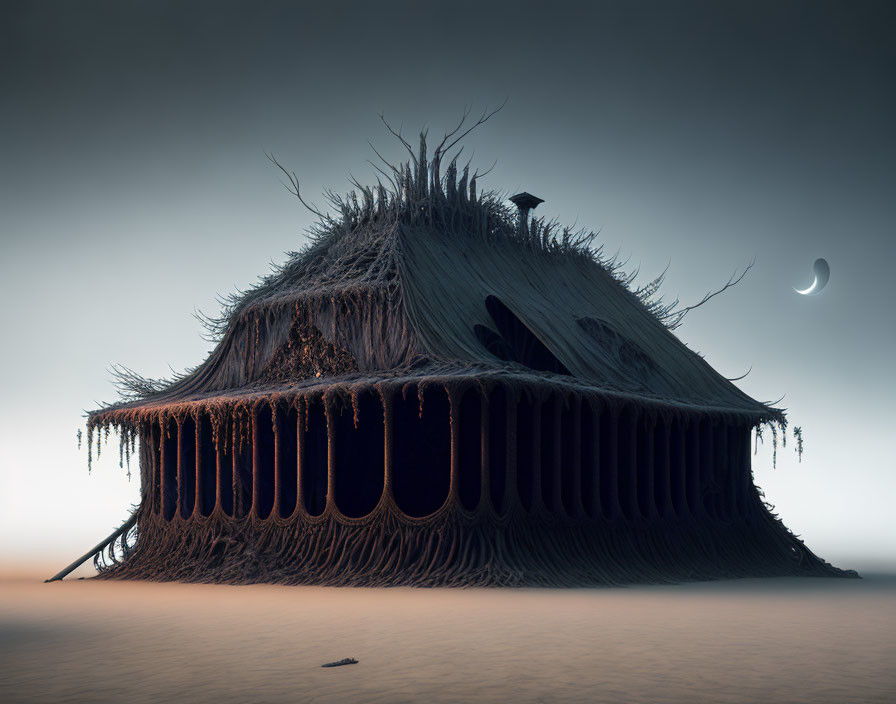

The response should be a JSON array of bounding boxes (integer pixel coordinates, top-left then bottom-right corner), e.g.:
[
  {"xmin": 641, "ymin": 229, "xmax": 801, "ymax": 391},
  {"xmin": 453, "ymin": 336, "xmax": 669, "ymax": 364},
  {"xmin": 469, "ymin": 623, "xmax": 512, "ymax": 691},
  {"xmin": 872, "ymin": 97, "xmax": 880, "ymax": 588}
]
[
  {"xmin": 458, "ymin": 388, "xmax": 482, "ymax": 512},
  {"xmin": 393, "ymin": 385, "xmax": 451, "ymax": 517},
  {"xmin": 302, "ymin": 399, "xmax": 328, "ymax": 517},
  {"xmin": 334, "ymin": 391, "xmax": 385, "ymax": 518},
  {"xmin": 487, "ymin": 387, "xmax": 508, "ymax": 514},
  {"xmin": 276, "ymin": 406, "xmax": 298, "ymax": 518},
  {"xmin": 178, "ymin": 416, "xmax": 197, "ymax": 519},
  {"xmin": 255, "ymin": 407, "xmax": 276, "ymax": 519}
]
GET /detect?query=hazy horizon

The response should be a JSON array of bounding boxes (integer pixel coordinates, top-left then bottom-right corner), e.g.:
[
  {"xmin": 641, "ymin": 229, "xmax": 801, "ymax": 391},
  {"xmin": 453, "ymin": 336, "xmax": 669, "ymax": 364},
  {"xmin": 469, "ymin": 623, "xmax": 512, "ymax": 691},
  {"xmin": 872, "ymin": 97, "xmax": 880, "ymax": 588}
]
[{"xmin": 1, "ymin": 0, "xmax": 894, "ymax": 573}]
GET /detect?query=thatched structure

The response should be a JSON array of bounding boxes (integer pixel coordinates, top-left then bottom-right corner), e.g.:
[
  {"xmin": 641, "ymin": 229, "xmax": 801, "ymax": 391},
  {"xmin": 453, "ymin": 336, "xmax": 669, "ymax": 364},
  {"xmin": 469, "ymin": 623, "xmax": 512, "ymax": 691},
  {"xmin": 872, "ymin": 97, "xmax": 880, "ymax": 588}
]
[{"xmin": 82, "ymin": 121, "xmax": 853, "ymax": 586}]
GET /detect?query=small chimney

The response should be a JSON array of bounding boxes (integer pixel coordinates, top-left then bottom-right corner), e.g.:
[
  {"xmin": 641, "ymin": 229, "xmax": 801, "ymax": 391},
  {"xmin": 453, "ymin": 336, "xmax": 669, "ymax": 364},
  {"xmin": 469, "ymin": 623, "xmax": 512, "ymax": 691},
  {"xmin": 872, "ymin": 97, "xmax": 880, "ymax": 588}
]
[{"xmin": 509, "ymin": 192, "xmax": 544, "ymax": 237}]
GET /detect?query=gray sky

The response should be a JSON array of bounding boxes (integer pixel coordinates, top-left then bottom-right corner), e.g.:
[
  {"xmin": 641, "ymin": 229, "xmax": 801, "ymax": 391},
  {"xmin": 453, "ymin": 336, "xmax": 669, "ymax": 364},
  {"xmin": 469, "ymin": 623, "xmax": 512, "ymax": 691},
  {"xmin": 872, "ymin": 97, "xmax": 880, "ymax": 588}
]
[{"xmin": 1, "ymin": 0, "xmax": 894, "ymax": 571}]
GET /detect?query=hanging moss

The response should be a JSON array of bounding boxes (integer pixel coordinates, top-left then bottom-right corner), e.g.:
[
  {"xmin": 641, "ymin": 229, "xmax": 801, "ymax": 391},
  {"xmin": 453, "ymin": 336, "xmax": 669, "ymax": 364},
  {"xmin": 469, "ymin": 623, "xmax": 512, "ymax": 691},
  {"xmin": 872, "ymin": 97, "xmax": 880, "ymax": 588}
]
[{"xmin": 793, "ymin": 426, "xmax": 804, "ymax": 462}]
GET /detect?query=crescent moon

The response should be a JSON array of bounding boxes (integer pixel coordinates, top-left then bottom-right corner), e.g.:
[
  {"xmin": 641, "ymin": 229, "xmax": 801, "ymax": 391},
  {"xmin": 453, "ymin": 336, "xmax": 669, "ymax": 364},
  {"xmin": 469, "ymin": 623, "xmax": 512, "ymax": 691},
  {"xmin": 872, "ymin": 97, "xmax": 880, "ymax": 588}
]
[{"xmin": 794, "ymin": 258, "xmax": 830, "ymax": 296}]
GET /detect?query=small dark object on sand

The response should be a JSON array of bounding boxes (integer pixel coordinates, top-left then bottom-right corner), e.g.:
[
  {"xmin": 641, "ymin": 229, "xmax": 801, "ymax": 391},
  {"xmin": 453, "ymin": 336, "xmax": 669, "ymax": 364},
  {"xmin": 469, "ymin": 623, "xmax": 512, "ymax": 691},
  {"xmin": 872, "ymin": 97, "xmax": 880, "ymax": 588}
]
[{"xmin": 321, "ymin": 658, "xmax": 358, "ymax": 668}]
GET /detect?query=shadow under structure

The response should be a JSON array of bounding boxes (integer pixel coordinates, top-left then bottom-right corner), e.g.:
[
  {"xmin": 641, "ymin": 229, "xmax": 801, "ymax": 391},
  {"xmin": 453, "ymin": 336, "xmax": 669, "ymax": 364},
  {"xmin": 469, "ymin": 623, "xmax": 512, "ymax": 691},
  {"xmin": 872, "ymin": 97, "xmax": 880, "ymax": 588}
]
[{"xmin": 84, "ymin": 136, "xmax": 854, "ymax": 586}]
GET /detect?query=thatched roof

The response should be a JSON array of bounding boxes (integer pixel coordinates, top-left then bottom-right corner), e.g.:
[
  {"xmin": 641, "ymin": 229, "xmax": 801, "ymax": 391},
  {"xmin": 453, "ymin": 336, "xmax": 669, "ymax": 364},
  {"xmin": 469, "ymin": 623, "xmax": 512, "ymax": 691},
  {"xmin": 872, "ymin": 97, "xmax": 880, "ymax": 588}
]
[{"xmin": 90, "ymin": 127, "xmax": 782, "ymax": 426}]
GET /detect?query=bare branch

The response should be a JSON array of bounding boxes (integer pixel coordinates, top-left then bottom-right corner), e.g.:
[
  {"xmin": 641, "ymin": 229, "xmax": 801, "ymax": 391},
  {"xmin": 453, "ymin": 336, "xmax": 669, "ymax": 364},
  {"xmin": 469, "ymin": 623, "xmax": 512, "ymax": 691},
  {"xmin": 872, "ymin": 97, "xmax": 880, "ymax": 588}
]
[
  {"xmin": 265, "ymin": 152, "xmax": 326, "ymax": 218},
  {"xmin": 441, "ymin": 98, "xmax": 508, "ymax": 156},
  {"xmin": 668, "ymin": 259, "xmax": 754, "ymax": 329},
  {"xmin": 378, "ymin": 112, "xmax": 418, "ymax": 168}
]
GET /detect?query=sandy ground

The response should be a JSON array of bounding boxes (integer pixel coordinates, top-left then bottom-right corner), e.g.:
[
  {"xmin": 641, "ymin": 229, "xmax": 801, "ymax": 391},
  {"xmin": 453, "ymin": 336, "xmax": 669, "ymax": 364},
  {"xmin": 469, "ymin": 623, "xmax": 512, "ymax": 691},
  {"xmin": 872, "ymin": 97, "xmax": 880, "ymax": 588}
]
[{"xmin": 1, "ymin": 572, "xmax": 894, "ymax": 704}]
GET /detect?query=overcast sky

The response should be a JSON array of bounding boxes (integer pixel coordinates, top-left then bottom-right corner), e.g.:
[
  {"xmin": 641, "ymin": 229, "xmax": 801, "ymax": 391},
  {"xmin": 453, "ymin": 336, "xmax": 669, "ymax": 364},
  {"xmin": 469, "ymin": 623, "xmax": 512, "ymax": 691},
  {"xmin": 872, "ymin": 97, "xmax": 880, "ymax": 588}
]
[{"xmin": 2, "ymin": 0, "xmax": 894, "ymax": 572}]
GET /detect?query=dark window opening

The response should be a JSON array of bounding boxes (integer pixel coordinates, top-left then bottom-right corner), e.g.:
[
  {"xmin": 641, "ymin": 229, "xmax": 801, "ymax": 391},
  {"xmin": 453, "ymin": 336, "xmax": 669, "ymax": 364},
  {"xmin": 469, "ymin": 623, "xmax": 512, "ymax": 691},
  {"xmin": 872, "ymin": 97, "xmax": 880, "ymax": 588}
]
[
  {"xmin": 635, "ymin": 415, "xmax": 653, "ymax": 519},
  {"xmin": 652, "ymin": 420, "xmax": 668, "ymax": 517},
  {"xmin": 334, "ymin": 392, "xmax": 385, "ymax": 518},
  {"xmin": 617, "ymin": 408, "xmax": 637, "ymax": 521},
  {"xmin": 149, "ymin": 422, "xmax": 161, "ymax": 514},
  {"xmin": 487, "ymin": 387, "xmax": 508, "ymax": 514},
  {"xmin": 669, "ymin": 419, "xmax": 685, "ymax": 517},
  {"xmin": 516, "ymin": 397, "xmax": 535, "ymax": 512},
  {"xmin": 734, "ymin": 426, "xmax": 750, "ymax": 518},
  {"xmin": 255, "ymin": 408, "xmax": 276, "ymax": 519},
  {"xmin": 598, "ymin": 411, "xmax": 615, "ymax": 518},
  {"xmin": 714, "ymin": 424, "xmax": 729, "ymax": 520},
  {"xmin": 393, "ymin": 386, "xmax": 451, "ymax": 518},
  {"xmin": 580, "ymin": 401, "xmax": 597, "ymax": 518},
  {"xmin": 179, "ymin": 416, "xmax": 197, "ymax": 519},
  {"xmin": 560, "ymin": 400, "xmax": 576, "ymax": 516},
  {"xmin": 685, "ymin": 419, "xmax": 701, "ymax": 516},
  {"xmin": 540, "ymin": 396, "xmax": 557, "ymax": 511},
  {"xmin": 458, "ymin": 389, "xmax": 482, "ymax": 512},
  {"xmin": 478, "ymin": 295, "xmax": 572, "ymax": 375},
  {"xmin": 197, "ymin": 414, "xmax": 216, "ymax": 517},
  {"xmin": 302, "ymin": 400, "xmax": 328, "ymax": 517},
  {"xmin": 277, "ymin": 406, "xmax": 298, "ymax": 519},
  {"xmin": 699, "ymin": 419, "xmax": 715, "ymax": 518},
  {"xmin": 162, "ymin": 418, "xmax": 178, "ymax": 521},
  {"xmin": 233, "ymin": 426, "xmax": 252, "ymax": 518}
]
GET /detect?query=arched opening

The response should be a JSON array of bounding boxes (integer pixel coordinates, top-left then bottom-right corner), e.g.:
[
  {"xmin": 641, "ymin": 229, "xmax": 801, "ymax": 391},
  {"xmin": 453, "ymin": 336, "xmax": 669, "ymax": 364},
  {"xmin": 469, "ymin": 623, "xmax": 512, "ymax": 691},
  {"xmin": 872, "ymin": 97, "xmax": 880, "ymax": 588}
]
[
  {"xmin": 301, "ymin": 398, "xmax": 328, "ymax": 517},
  {"xmin": 598, "ymin": 409, "xmax": 616, "ymax": 519},
  {"xmin": 725, "ymin": 424, "xmax": 742, "ymax": 520},
  {"xmin": 276, "ymin": 406, "xmax": 298, "ymax": 518},
  {"xmin": 736, "ymin": 425, "xmax": 752, "ymax": 518},
  {"xmin": 487, "ymin": 387, "xmax": 508, "ymax": 514},
  {"xmin": 254, "ymin": 406, "xmax": 276, "ymax": 519},
  {"xmin": 393, "ymin": 385, "xmax": 451, "ymax": 517},
  {"xmin": 617, "ymin": 407, "xmax": 637, "ymax": 521},
  {"xmin": 653, "ymin": 419, "xmax": 669, "ymax": 518},
  {"xmin": 635, "ymin": 413, "xmax": 653, "ymax": 519},
  {"xmin": 685, "ymin": 417, "xmax": 701, "ymax": 517},
  {"xmin": 713, "ymin": 422, "xmax": 730, "ymax": 520},
  {"xmin": 232, "ymin": 421, "xmax": 252, "ymax": 518},
  {"xmin": 334, "ymin": 391, "xmax": 385, "ymax": 518},
  {"xmin": 161, "ymin": 418, "xmax": 178, "ymax": 521},
  {"xmin": 699, "ymin": 418, "xmax": 716, "ymax": 518},
  {"xmin": 148, "ymin": 421, "xmax": 161, "ymax": 515},
  {"xmin": 197, "ymin": 413, "xmax": 216, "ymax": 517},
  {"xmin": 515, "ymin": 396, "xmax": 535, "ymax": 512},
  {"xmin": 560, "ymin": 398, "xmax": 576, "ymax": 516},
  {"xmin": 540, "ymin": 396, "xmax": 557, "ymax": 511},
  {"xmin": 458, "ymin": 388, "xmax": 482, "ymax": 512},
  {"xmin": 178, "ymin": 415, "xmax": 197, "ymax": 519},
  {"xmin": 669, "ymin": 417, "xmax": 685, "ymax": 518},
  {"xmin": 580, "ymin": 400, "xmax": 597, "ymax": 518}
]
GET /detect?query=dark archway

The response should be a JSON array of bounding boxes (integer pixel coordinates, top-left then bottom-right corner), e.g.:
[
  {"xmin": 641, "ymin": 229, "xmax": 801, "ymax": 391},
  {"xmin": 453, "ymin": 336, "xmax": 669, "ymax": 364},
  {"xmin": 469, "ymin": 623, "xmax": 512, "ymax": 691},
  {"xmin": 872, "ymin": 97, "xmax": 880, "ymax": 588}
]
[
  {"xmin": 161, "ymin": 418, "xmax": 178, "ymax": 521},
  {"xmin": 515, "ymin": 396, "xmax": 535, "ymax": 512},
  {"xmin": 392, "ymin": 385, "xmax": 451, "ymax": 517},
  {"xmin": 487, "ymin": 387, "xmax": 508, "ymax": 514},
  {"xmin": 178, "ymin": 415, "xmax": 197, "ymax": 519},
  {"xmin": 560, "ymin": 398, "xmax": 576, "ymax": 516},
  {"xmin": 334, "ymin": 391, "xmax": 385, "ymax": 518},
  {"xmin": 458, "ymin": 388, "xmax": 482, "ymax": 512},
  {"xmin": 580, "ymin": 400, "xmax": 598, "ymax": 518},
  {"xmin": 254, "ymin": 407, "xmax": 276, "ymax": 519},
  {"xmin": 197, "ymin": 413, "xmax": 216, "ymax": 517},
  {"xmin": 276, "ymin": 406, "xmax": 298, "ymax": 519},
  {"xmin": 540, "ymin": 395, "xmax": 557, "ymax": 511},
  {"xmin": 301, "ymin": 399, "xmax": 328, "ymax": 517}
]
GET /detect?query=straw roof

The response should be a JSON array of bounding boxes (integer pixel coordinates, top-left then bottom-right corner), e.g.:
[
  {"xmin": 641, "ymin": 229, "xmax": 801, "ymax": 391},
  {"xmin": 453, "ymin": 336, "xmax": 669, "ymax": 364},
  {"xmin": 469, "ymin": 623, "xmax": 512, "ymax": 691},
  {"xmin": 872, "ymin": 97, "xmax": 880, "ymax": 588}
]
[{"xmin": 90, "ymin": 128, "xmax": 782, "ymax": 426}]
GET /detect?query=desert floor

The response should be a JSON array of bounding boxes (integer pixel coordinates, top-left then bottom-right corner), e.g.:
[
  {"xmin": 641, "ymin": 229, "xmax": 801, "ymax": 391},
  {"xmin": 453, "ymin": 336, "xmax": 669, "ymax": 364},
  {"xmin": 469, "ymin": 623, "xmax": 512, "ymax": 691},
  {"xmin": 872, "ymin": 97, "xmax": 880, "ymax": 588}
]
[{"xmin": 1, "ymin": 571, "xmax": 894, "ymax": 703}]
